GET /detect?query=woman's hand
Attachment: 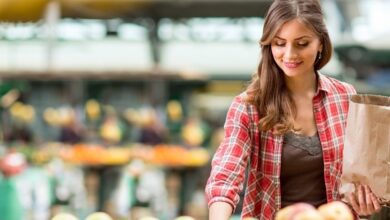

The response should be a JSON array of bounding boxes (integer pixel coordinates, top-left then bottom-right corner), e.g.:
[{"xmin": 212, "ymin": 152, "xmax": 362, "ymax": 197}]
[
  {"xmin": 346, "ymin": 184, "xmax": 382, "ymax": 216},
  {"xmin": 209, "ymin": 202, "xmax": 233, "ymax": 220}
]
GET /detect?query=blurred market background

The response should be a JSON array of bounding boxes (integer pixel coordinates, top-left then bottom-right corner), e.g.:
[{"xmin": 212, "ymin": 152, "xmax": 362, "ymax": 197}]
[{"xmin": 0, "ymin": 0, "xmax": 389, "ymax": 220}]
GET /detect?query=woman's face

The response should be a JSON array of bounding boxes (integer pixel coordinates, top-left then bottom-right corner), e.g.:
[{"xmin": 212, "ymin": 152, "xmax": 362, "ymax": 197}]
[{"xmin": 271, "ymin": 18, "xmax": 322, "ymax": 78}]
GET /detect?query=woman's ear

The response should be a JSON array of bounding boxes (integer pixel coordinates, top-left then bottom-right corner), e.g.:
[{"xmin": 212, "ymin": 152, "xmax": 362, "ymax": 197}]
[{"xmin": 319, "ymin": 43, "xmax": 323, "ymax": 53}]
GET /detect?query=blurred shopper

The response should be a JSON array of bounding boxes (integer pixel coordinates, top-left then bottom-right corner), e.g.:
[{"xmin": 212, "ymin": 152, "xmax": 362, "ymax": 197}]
[
  {"xmin": 0, "ymin": 152, "xmax": 51, "ymax": 220},
  {"xmin": 96, "ymin": 106, "xmax": 125, "ymax": 214},
  {"xmin": 58, "ymin": 116, "xmax": 83, "ymax": 144},
  {"xmin": 0, "ymin": 152, "xmax": 26, "ymax": 220},
  {"xmin": 99, "ymin": 106, "xmax": 124, "ymax": 146},
  {"xmin": 166, "ymin": 100, "xmax": 184, "ymax": 143},
  {"xmin": 178, "ymin": 116, "xmax": 210, "ymax": 216},
  {"xmin": 137, "ymin": 108, "xmax": 166, "ymax": 145},
  {"xmin": 3, "ymin": 101, "xmax": 35, "ymax": 144},
  {"xmin": 48, "ymin": 158, "xmax": 86, "ymax": 219},
  {"xmin": 4, "ymin": 124, "xmax": 32, "ymax": 144},
  {"xmin": 205, "ymin": 0, "xmax": 382, "ymax": 219}
]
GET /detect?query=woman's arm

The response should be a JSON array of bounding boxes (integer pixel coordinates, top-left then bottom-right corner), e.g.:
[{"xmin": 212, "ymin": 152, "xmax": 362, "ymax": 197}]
[
  {"xmin": 209, "ymin": 201, "xmax": 233, "ymax": 220},
  {"xmin": 205, "ymin": 95, "xmax": 253, "ymax": 216}
]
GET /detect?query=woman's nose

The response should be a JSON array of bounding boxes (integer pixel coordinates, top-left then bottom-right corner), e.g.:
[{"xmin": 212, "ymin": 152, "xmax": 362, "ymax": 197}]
[{"xmin": 284, "ymin": 45, "xmax": 298, "ymax": 59}]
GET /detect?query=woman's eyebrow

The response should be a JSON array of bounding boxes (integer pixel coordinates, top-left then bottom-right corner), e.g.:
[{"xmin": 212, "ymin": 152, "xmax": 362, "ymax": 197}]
[{"xmin": 274, "ymin": 35, "xmax": 312, "ymax": 40}]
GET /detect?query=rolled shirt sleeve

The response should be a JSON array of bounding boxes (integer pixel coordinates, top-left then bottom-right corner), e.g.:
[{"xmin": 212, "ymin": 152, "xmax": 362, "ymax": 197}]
[{"xmin": 205, "ymin": 95, "xmax": 252, "ymax": 211}]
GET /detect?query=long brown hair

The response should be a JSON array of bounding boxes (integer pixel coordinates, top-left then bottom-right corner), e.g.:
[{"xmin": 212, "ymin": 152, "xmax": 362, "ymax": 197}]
[{"xmin": 246, "ymin": 0, "xmax": 332, "ymax": 135}]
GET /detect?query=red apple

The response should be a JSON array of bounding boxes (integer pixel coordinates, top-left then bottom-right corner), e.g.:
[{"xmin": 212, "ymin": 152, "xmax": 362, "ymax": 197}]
[
  {"xmin": 317, "ymin": 201, "xmax": 354, "ymax": 220},
  {"xmin": 275, "ymin": 203, "xmax": 316, "ymax": 220}
]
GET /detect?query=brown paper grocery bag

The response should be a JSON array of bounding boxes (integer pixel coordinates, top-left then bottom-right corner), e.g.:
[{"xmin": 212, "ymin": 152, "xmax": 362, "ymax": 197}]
[{"xmin": 340, "ymin": 94, "xmax": 390, "ymax": 204}]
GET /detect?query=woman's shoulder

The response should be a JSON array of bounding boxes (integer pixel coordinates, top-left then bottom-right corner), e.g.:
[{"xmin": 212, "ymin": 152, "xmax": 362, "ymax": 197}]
[
  {"xmin": 236, "ymin": 92, "xmax": 249, "ymax": 102},
  {"xmin": 232, "ymin": 92, "xmax": 257, "ymax": 107},
  {"xmin": 318, "ymin": 73, "xmax": 356, "ymax": 95},
  {"xmin": 228, "ymin": 92, "xmax": 249, "ymax": 106},
  {"xmin": 228, "ymin": 92, "xmax": 257, "ymax": 114}
]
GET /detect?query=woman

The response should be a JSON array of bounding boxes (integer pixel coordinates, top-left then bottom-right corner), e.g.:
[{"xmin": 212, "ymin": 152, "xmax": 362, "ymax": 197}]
[{"xmin": 205, "ymin": 0, "xmax": 382, "ymax": 219}]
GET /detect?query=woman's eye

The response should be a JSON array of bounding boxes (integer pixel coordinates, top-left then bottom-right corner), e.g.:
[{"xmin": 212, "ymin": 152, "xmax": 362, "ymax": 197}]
[
  {"xmin": 297, "ymin": 42, "xmax": 309, "ymax": 47},
  {"xmin": 274, "ymin": 42, "xmax": 285, "ymax": 47}
]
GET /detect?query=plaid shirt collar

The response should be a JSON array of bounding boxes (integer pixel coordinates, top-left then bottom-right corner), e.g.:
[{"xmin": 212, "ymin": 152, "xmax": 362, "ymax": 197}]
[{"xmin": 317, "ymin": 71, "xmax": 334, "ymax": 94}]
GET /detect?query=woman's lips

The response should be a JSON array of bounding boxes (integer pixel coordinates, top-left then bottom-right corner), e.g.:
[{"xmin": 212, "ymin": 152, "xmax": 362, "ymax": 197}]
[{"xmin": 284, "ymin": 61, "xmax": 302, "ymax": 68}]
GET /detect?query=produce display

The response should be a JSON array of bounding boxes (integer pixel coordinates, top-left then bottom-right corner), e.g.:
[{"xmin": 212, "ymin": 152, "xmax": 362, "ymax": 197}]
[
  {"xmin": 11, "ymin": 142, "xmax": 210, "ymax": 167},
  {"xmin": 275, "ymin": 201, "xmax": 354, "ymax": 220},
  {"xmin": 85, "ymin": 99, "xmax": 101, "ymax": 121},
  {"xmin": 99, "ymin": 114, "xmax": 123, "ymax": 144},
  {"xmin": 9, "ymin": 101, "xmax": 35, "ymax": 124},
  {"xmin": 131, "ymin": 144, "xmax": 210, "ymax": 167},
  {"xmin": 0, "ymin": 152, "xmax": 27, "ymax": 177},
  {"xmin": 59, "ymin": 144, "xmax": 131, "ymax": 165},
  {"xmin": 43, "ymin": 107, "xmax": 75, "ymax": 127}
]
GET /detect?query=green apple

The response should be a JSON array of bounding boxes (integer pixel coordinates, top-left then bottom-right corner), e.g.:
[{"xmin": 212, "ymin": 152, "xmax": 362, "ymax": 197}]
[
  {"xmin": 51, "ymin": 213, "xmax": 78, "ymax": 220},
  {"xmin": 174, "ymin": 216, "xmax": 195, "ymax": 220},
  {"xmin": 318, "ymin": 201, "xmax": 353, "ymax": 220},
  {"xmin": 139, "ymin": 217, "xmax": 159, "ymax": 220},
  {"xmin": 85, "ymin": 212, "xmax": 113, "ymax": 220},
  {"xmin": 293, "ymin": 209, "xmax": 324, "ymax": 220}
]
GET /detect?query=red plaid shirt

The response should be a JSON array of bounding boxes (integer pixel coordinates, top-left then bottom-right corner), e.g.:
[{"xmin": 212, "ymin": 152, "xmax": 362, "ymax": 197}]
[{"xmin": 206, "ymin": 73, "xmax": 356, "ymax": 219}]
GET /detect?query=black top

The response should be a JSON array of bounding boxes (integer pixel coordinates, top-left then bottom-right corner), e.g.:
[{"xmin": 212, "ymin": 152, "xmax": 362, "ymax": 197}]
[{"xmin": 280, "ymin": 132, "xmax": 327, "ymax": 208}]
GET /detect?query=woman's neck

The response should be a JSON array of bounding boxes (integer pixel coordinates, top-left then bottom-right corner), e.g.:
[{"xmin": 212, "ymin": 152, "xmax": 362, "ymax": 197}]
[{"xmin": 285, "ymin": 72, "xmax": 317, "ymax": 98}]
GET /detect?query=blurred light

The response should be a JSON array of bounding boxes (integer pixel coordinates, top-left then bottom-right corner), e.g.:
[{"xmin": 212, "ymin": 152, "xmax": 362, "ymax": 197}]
[
  {"xmin": 2, "ymin": 23, "xmax": 36, "ymax": 40},
  {"xmin": 188, "ymin": 18, "xmax": 223, "ymax": 41},
  {"xmin": 351, "ymin": 0, "xmax": 390, "ymax": 41},
  {"xmin": 158, "ymin": 18, "xmax": 263, "ymax": 42},
  {"xmin": 57, "ymin": 19, "xmax": 106, "ymax": 40},
  {"xmin": 117, "ymin": 23, "xmax": 147, "ymax": 41},
  {"xmin": 243, "ymin": 18, "xmax": 264, "ymax": 42},
  {"xmin": 158, "ymin": 18, "xmax": 175, "ymax": 41},
  {"xmin": 174, "ymin": 21, "xmax": 191, "ymax": 41}
]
